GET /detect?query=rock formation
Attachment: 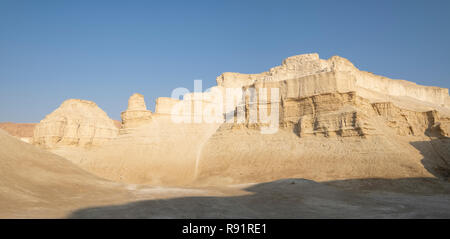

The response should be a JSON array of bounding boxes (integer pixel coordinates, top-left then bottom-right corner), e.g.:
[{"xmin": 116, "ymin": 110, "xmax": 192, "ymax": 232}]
[
  {"xmin": 120, "ymin": 93, "xmax": 152, "ymax": 133},
  {"xmin": 217, "ymin": 53, "xmax": 449, "ymax": 109},
  {"xmin": 33, "ymin": 99, "xmax": 118, "ymax": 148},
  {"xmin": 154, "ymin": 89, "xmax": 224, "ymax": 123},
  {"xmin": 210, "ymin": 53, "xmax": 450, "ymax": 137},
  {"xmin": 190, "ymin": 54, "xmax": 450, "ymax": 184},
  {"xmin": 155, "ymin": 97, "xmax": 182, "ymax": 116},
  {"xmin": 0, "ymin": 122, "xmax": 36, "ymax": 143},
  {"xmin": 33, "ymin": 53, "xmax": 450, "ymax": 186}
]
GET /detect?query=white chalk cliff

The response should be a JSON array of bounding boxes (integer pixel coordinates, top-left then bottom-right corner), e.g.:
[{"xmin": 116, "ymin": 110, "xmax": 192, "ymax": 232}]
[
  {"xmin": 33, "ymin": 53, "xmax": 450, "ymax": 186},
  {"xmin": 33, "ymin": 99, "xmax": 118, "ymax": 148},
  {"xmin": 120, "ymin": 93, "xmax": 152, "ymax": 133},
  {"xmin": 217, "ymin": 53, "xmax": 448, "ymax": 109}
]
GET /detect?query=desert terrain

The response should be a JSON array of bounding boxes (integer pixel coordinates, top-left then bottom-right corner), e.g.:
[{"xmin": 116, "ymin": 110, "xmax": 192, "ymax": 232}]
[{"xmin": 1, "ymin": 53, "xmax": 449, "ymax": 218}]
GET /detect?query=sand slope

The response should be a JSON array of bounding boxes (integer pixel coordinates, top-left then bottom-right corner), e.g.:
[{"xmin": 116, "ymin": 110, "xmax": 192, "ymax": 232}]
[
  {"xmin": 0, "ymin": 129, "xmax": 131, "ymax": 218},
  {"xmin": 2, "ymin": 128, "xmax": 450, "ymax": 218}
]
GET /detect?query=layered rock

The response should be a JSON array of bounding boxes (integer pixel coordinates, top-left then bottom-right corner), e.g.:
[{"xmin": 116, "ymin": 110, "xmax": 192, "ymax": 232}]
[
  {"xmin": 214, "ymin": 53, "xmax": 450, "ymax": 138},
  {"xmin": 217, "ymin": 53, "xmax": 450, "ymax": 108},
  {"xmin": 0, "ymin": 122, "xmax": 36, "ymax": 143},
  {"xmin": 194, "ymin": 53, "xmax": 450, "ymax": 184},
  {"xmin": 195, "ymin": 89, "xmax": 450, "ymax": 184},
  {"xmin": 33, "ymin": 99, "xmax": 118, "ymax": 148},
  {"xmin": 228, "ymin": 88, "xmax": 449, "ymax": 138},
  {"xmin": 35, "ymin": 53, "xmax": 450, "ymax": 186},
  {"xmin": 154, "ymin": 87, "xmax": 224, "ymax": 123},
  {"xmin": 120, "ymin": 93, "xmax": 152, "ymax": 133},
  {"xmin": 155, "ymin": 97, "xmax": 181, "ymax": 115}
]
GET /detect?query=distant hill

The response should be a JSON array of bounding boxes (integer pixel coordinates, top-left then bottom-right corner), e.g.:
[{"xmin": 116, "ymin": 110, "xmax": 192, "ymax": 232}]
[{"xmin": 0, "ymin": 122, "xmax": 36, "ymax": 138}]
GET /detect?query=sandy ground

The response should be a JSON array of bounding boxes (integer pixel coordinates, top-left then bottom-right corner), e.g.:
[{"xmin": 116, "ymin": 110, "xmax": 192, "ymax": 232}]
[
  {"xmin": 65, "ymin": 178, "xmax": 450, "ymax": 219},
  {"xmin": 3, "ymin": 178, "xmax": 450, "ymax": 219},
  {"xmin": 1, "ymin": 128, "xmax": 450, "ymax": 219}
]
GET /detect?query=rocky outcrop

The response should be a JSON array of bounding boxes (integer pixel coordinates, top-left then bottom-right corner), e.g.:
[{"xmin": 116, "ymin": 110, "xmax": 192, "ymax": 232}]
[
  {"xmin": 286, "ymin": 92, "xmax": 377, "ymax": 137},
  {"xmin": 120, "ymin": 93, "xmax": 152, "ymax": 133},
  {"xmin": 33, "ymin": 99, "xmax": 118, "ymax": 148},
  {"xmin": 0, "ymin": 122, "xmax": 36, "ymax": 143},
  {"xmin": 154, "ymin": 88, "xmax": 224, "ymax": 123},
  {"xmin": 434, "ymin": 120, "xmax": 450, "ymax": 137},
  {"xmin": 34, "ymin": 53, "xmax": 450, "ymax": 185},
  {"xmin": 214, "ymin": 53, "xmax": 450, "ymax": 139},
  {"xmin": 154, "ymin": 97, "xmax": 181, "ymax": 116},
  {"xmin": 217, "ymin": 53, "xmax": 450, "ymax": 108},
  {"xmin": 193, "ymin": 54, "xmax": 450, "ymax": 184},
  {"xmin": 371, "ymin": 102, "xmax": 438, "ymax": 136}
]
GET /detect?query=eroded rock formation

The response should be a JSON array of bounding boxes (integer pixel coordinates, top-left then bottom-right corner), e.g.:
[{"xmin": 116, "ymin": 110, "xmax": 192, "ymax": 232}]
[
  {"xmin": 217, "ymin": 53, "xmax": 449, "ymax": 108},
  {"xmin": 33, "ymin": 99, "xmax": 118, "ymax": 148},
  {"xmin": 120, "ymin": 93, "xmax": 152, "ymax": 133},
  {"xmin": 33, "ymin": 53, "xmax": 450, "ymax": 186},
  {"xmin": 192, "ymin": 54, "xmax": 450, "ymax": 184}
]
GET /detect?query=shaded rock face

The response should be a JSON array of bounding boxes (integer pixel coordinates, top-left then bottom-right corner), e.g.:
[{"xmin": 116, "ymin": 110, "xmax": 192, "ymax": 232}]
[
  {"xmin": 120, "ymin": 93, "xmax": 152, "ymax": 133},
  {"xmin": 33, "ymin": 99, "xmax": 118, "ymax": 148}
]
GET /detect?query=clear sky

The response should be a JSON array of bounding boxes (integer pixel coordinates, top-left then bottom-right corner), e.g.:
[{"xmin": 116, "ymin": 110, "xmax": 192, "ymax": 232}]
[{"xmin": 1, "ymin": 0, "xmax": 450, "ymax": 122}]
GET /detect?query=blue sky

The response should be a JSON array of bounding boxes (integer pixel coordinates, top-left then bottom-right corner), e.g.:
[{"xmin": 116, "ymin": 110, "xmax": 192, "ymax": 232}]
[{"xmin": 1, "ymin": 0, "xmax": 449, "ymax": 122}]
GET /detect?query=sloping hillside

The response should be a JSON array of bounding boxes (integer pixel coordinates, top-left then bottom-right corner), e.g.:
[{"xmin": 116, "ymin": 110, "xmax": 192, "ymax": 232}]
[{"xmin": 0, "ymin": 129, "xmax": 131, "ymax": 218}]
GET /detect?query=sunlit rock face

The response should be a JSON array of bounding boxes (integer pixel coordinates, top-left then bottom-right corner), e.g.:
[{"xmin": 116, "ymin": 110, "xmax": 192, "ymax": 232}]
[
  {"xmin": 32, "ymin": 53, "xmax": 450, "ymax": 186},
  {"xmin": 33, "ymin": 99, "xmax": 118, "ymax": 148},
  {"xmin": 120, "ymin": 93, "xmax": 152, "ymax": 133},
  {"xmin": 217, "ymin": 53, "xmax": 450, "ymax": 108}
]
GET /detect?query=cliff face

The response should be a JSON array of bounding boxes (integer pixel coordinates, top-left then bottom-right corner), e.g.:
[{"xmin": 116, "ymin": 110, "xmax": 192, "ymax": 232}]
[
  {"xmin": 192, "ymin": 54, "xmax": 449, "ymax": 184},
  {"xmin": 120, "ymin": 93, "xmax": 152, "ymax": 133},
  {"xmin": 33, "ymin": 99, "xmax": 118, "ymax": 148},
  {"xmin": 210, "ymin": 53, "xmax": 450, "ymax": 138},
  {"xmin": 34, "ymin": 53, "xmax": 450, "ymax": 186},
  {"xmin": 195, "ymin": 91, "xmax": 450, "ymax": 184},
  {"xmin": 226, "ymin": 89, "xmax": 449, "ymax": 139},
  {"xmin": 217, "ymin": 53, "xmax": 450, "ymax": 110}
]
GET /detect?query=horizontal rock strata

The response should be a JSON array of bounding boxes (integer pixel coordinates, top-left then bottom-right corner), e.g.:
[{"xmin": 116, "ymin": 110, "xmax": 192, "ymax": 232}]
[{"xmin": 33, "ymin": 99, "xmax": 118, "ymax": 148}]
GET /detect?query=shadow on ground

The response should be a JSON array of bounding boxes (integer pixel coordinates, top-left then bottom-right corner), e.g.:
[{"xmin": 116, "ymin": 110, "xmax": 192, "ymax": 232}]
[
  {"xmin": 68, "ymin": 177, "xmax": 450, "ymax": 219},
  {"xmin": 67, "ymin": 136, "xmax": 450, "ymax": 219},
  {"xmin": 410, "ymin": 136, "xmax": 450, "ymax": 179}
]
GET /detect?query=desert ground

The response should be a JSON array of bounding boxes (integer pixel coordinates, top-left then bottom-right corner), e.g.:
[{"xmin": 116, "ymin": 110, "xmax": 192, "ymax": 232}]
[
  {"xmin": 2, "ymin": 127, "xmax": 450, "ymax": 218},
  {"xmin": 1, "ymin": 128, "xmax": 450, "ymax": 219}
]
